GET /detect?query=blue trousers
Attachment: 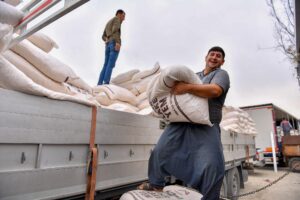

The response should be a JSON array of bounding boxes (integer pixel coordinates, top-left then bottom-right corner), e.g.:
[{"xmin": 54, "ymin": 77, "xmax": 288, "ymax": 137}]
[
  {"xmin": 98, "ymin": 41, "xmax": 119, "ymax": 85},
  {"xmin": 148, "ymin": 122, "xmax": 225, "ymax": 200}
]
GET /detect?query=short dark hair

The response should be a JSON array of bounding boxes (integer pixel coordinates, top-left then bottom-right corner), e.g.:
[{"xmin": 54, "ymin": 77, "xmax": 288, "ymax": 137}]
[
  {"xmin": 208, "ymin": 46, "xmax": 225, "ymax": 59},
  {"xmin": 116, "ymin": 9, "xmax": 125, "ymax": 16}
]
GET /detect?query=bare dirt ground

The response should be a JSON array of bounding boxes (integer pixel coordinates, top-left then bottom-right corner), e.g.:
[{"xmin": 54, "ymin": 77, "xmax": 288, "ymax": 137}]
[{"xmin": 240, "ymin": 166, "xmax": 300, "ymax": 200}]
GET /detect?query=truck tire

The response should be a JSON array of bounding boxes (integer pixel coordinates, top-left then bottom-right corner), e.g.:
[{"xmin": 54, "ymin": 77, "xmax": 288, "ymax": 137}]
[
  {"xmin": 226, "ymin": 167, "xmax": 240, "ymax": 200},
  {"xmin": 289, "ymin": 157, "xmax": 300, "ymax": 172},
  {"xmin": 220, "ymin": 177, "xmax": 228, "ymax": 198}
]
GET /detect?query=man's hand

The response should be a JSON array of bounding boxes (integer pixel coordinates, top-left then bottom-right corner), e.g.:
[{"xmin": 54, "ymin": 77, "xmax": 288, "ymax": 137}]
[
  {"xmin": 171, "ymin": 82, "xmax": 190, "ymax": 95},
  {"xmin": 115, "ymin": 43, "xmax": 121, "ymax": 51}
]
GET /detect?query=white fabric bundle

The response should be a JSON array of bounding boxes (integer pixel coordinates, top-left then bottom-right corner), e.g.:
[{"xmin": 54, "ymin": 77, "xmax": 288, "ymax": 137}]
[
  {"xmin": 3, "ymin": 50, "xmax": 73, "ymax": 95},
  {"xmin": 27, "ymin": 32, "xmax": 59, "ymax": 53},
  {"xmin": 147, "ymin": 65, "xmax": 211, "ymax": 125},
  {"xmin": 10, "ymin": 39, "xmax": 78, "ymax": 83},
  {"xmin": 120, "ymin": 185, "xmax": 202, "ymax": 200},
  {"xmin": 0, "ymin": 23, "xmax": 13, "ymax": 52},
  {"xmin": 0, "ymin": 55, "xmax": 97, "ymax": 106},
  {"xmin": 0, "ymin": 1, "xmax": 24, "ymax": 26},
  {"xmin": 93, "ymin": 84, "xmax": 138, "ymax": 106},
  {"xmin": 111, "ymin": 69, "xmax": 140, "ymax": 84}
]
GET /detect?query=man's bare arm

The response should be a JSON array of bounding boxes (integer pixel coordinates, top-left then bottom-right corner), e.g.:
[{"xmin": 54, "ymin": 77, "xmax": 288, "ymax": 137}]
[{"xmin": 171, "ymin": 82, "xmax": 223, "ymax": 98}]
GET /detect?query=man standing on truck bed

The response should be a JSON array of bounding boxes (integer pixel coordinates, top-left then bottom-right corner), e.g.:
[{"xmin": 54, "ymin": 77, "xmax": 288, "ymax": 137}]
[
  {"xmin": 280, "ymin": 117, "xmax": 293, "ymax": 136},
  {"xmin": 138, "ymin": 46, "xmax": 230, "ymax": 200},
  {"xmin": 97, "ymin": 9, "xmax": 125, "ymax": 85}
]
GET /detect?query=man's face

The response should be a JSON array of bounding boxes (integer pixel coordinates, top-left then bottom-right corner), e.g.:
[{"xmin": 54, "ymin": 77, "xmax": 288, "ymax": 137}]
[
  {"xmin": 119, "ymin": 13, "xmax": 126, "ymax": 22},
  {"xmin": 205, "ymin": 51, "xmax": 225, "ymax": 70}
]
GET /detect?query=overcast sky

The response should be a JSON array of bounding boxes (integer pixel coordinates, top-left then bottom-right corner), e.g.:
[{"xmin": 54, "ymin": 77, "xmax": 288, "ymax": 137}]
[{"xmin": 38, "ymin": 0, "xmax": 300, "ymax": 118}]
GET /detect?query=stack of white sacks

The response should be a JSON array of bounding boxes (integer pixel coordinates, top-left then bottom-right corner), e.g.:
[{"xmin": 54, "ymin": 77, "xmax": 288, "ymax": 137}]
[
  {"xmin": 93, "ymin": 63, "xmax": 160, "ymax": 115},
  {"xmin": 0, "ymin": 1, "xmax": 97, "ymax": 106},
  {"xmin": 220, "ymin": 106, "xmax": 257, "ymax": 135}
]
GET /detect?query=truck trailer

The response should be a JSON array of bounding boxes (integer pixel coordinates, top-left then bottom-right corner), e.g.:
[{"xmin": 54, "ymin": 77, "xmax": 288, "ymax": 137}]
[
  {"xmin": 0, "ymin": 1, "xmax": 256, "ymax": 199},
  {"xmin": 0, "ymin": 88, "xmax": 256, "ymax": 200},
  {"xmin": 241, "ymin": 103, "xmax": 300, "ymax": 168}
]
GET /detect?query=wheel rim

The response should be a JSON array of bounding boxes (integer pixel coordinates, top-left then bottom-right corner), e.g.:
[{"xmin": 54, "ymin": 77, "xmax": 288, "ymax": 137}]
[
  {"xmin": 291, "ymin": 160, "xmax": 300, "ymax": 171},
  {"xmin": 233, "ymin": 173, "xmax": 239, "ymax": 196}
]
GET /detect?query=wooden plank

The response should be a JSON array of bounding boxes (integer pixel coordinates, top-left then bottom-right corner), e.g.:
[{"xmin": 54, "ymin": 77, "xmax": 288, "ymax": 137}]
[
  {"xmin": 283, "ymin": 145, "xmax": 300, "ymax": 157},
  {"xmin": 282, "ymin": 135, "xmax": 300, "ymax": 145}
]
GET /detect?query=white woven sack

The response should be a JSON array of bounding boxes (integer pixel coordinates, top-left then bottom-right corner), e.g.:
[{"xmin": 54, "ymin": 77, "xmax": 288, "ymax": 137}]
[
  {"xmin": 10, "ymin": 39, "xmax": 77, "ymax": 83},
  {"xmin": 3, "ymin": 50, "xmax": 72, "ymax": 95},
  {"xmin": 147, "ymin": 65, "xmax": 211, "ymax": 126},
  {"xmin": 27, "ymin": 32, "xmax": 59, "ymax": 53},
  {"xmin": 222, "ymin": 111, "xmax": 240, "ymax": 120},
  {"xmin": 120, "ymin": 185, "xmax": 202, "ymax": 200},
  {"xmin": 4, "ymin": 0, "xmax": 21, "ymax": 6},
  {"xmin": 0, "ymin": 56, "xmax": 97, "ymax": 106},
  {"xmin": 93, "ymin": 84, "xmax": 138, "ymax": 106},
  {"xmin": 106, "ymin": 102, "xmax": 139, "ymax": 113},
  {"xmin": 67, "ymin": 77, "xmax": 92, "ymax": 94},
  {"xmin": 130, "ymin": 74, "xmax": 159, "ymax": 96},
  {"xmin": 138, "ymin": 107, "xmax": 153, "ymax": 115},
  {"xmin": 93, "ymin": 92, "xmax": 117, "ymax": 106},
  {"xmin": 136, "ymin": 92, "xmax": 147, "ymax": 104},
  {"xmin": 111, "ymin": 69, "xmax": 140, "ymax": 84},
  {"xmin": 220, "ymin": 117, "xmax": 239, "ymax": 127},
  {"xmin": 131, "ymin": 62, "xmax": 160, "ymax": 81},
  {"xmin": 137, "ymin": 99, "xmax": 150, "ymax": 110},
  {"xmin": 0, "ymin": 1, "xmax": 24, "ymax": 26},
  {"xmin": 0, "ymin": 23, "xmax": 13, "ymax": 52}
]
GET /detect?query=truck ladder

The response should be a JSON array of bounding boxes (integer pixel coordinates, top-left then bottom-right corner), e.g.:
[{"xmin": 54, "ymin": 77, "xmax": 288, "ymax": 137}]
[{"xmin": 9, "ymin": 0, "xmax": 89, "ymax": 48}]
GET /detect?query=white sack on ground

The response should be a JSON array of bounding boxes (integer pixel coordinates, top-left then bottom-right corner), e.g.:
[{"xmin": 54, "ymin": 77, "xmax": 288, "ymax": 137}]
[
  {"xmin": 106, "ymin": 102, "xmax": 139, "ymax": 113},
  {"xmin": 3, "ymin": 50, "xmax": 73, "ymax": 95},
  {"xmin": 0, "ymin": 55, "xmax": 97, "ymax": 106},
  {"xmin": 4, "ymin": 0, "xmax": 21, "ymax": 6},
  {"xmin": 131, "ymin": 62, "xmax": 160, "ymax": 81},
  {"xmin": 111, "ymin": 69, "xmax": 140, "ymax": 84},
  {"xmin": 27, "ymin": 32, "xmax": 59, "ymax": 53},
  {"xmin": 120, "ymin": 185, "xmax": 202, "ymax": 200},
  {"xmin": 147, "ymin": 65, "xmax": 211, "ymax": 126},
  {"xmin": 10, "ymin": 39, "xmax": 78, "ymax": 83},
  {"xmin": 0, "ymin": 1, "xmax": 24, "ymax": 26},
  {"xmin": 0, "ymin": 23, "xmax": 13, "ymax": 52},
  {"xmin": 93, "ymin": 84, "xmax": 138, "ymax": 106}
]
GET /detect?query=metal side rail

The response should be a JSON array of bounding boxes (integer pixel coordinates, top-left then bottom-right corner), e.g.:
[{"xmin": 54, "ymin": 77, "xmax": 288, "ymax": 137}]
[{"xmin": 9, "ymin": 0, "xmax": 89, "ymax": 48}]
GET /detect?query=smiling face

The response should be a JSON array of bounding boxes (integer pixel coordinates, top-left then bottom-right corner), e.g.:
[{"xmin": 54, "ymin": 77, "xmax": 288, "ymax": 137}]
[
  {"xmin": 205, "ymin": 51, "xmax": 225, "ymax": 70},
  {"xmin": 119, "ymin": 13, "xmax": 126, "ymax": 22}
]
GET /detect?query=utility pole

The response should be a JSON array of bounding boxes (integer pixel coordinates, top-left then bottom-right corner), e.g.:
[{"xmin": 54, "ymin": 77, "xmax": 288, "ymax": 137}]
[{"xmin": 295, "ymin": 0, "xmax": 300, "ymax": 87}]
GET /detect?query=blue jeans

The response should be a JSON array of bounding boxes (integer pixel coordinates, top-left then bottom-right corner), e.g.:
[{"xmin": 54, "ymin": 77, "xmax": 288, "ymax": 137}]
[{"xmin": 98, "ymin": 41, "xmax": 119, "ymax": 85}]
